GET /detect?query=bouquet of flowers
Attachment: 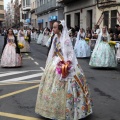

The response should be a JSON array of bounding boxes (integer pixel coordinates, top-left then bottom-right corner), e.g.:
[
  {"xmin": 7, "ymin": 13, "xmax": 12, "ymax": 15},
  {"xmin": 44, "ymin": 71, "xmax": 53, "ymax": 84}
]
[
  {"xmin": 56, "ymin": 60, "xmax": 72, "ymax": 78},
  {"xmin": 85, "ymin": 38, "xmax": 90, "ymax": 41},
  {"xmin": 85, "ymin": 38, "xmax": 90, "ymax": 44},
  {"xmin": 18, "ymin": 43, "xmax": 24, "ymax": 49},
  {"xmin": 24, "ymin": 36, "xmax": 29, "ymax": 41},
  {"xmin": 108, "ymin": 41, "xmax": 116, "ymax": 46}
]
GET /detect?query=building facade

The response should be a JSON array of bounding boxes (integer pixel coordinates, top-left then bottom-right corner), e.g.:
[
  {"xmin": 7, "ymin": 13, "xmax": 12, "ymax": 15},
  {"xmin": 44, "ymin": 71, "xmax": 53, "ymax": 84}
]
[
  {"xmin": 35, "ymin": 0, "xmax": 64, "ymax": 29},
  {"xmin": 0, "ymin": 0, "xmax": 4, "ymax": 27},
  {"xmin": 58, "ymin": 0, "xmax": 120, "ymax": 30},
  {"xmin": 96, "ymin": 0, "xmax": 120, "ymax": 30},
  {"xmin": 14, "ymin": 0, "xmax": 21, "ymax": 27},
  {"xmin": 30, "ymin": 0, "xmax": 38, "ymax": 28},
  {"xmin": 19, "ymin": 0, "xmax": 23, "ymax": 27},
  {"xmin": 5, "ymin": 0, "xmax": 15, "ymax": 28},
  {"xmin": 21, "ymin": 0, "xmax": 31, "ymax": 27},
  {"xmin": 58, "ymin": 0, "xmax": 96, "ymax": 30}
]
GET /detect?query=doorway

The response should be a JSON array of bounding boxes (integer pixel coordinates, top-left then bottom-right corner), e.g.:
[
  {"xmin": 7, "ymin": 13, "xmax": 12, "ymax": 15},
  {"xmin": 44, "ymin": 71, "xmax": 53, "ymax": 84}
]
[
  {"xmin": 87, "ymin": 10, "xmax": 93, "ymax": 29},
  {"xmin": 75, "ymin": 12, "xmax": 80, "ymax": 28},
  {"xmin": 66, "ymin": 14, "xmax": 71, "ymax": 28}
]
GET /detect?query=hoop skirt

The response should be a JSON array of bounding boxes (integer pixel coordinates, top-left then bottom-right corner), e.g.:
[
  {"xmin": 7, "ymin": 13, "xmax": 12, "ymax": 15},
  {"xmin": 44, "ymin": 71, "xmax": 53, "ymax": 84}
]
[
  {"xmin": 42, "ymin": 35, "xmax": 49, "ymax": 46},
  {"xmin": 37, "ymin": 33, "xmax": 43, "ymax": 44},
  {"xmin": 74, "ymin": 39, "xmax": 91, "ymax": 58},
  {"xmin": 89, "ymin": 40, "xmax": 117, "ymax": 67},
  {"xmin": 35, "ymin": 41, "xmax": 92, "ymax": 120},
  {"xmin": 1, "ymin": 44, "xmax": 22, "ymax": 67}
]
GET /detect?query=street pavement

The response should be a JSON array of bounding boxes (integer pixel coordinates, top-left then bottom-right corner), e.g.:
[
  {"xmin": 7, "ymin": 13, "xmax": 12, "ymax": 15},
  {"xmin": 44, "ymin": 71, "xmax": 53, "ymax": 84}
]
[{"xmin": 0, "ymin": 36, "xmax": 120, "ymax": 120}]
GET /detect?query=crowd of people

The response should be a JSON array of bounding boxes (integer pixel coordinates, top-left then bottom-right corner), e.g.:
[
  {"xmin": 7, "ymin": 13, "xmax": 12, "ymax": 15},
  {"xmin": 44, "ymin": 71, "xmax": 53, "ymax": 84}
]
[
  {"xmin": 36, "ymin": 24, "xmax": 120, "ymax": 65},
  {"xmin": 1, "ymin": 23, "xmax": 120, "ymax": 68}
]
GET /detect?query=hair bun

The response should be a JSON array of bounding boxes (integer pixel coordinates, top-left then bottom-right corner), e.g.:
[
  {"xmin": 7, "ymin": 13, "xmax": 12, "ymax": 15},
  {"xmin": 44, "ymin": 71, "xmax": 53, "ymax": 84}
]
[{"xmin": 58, "ymin": 23, "xmax": 63, "ymax": 32}]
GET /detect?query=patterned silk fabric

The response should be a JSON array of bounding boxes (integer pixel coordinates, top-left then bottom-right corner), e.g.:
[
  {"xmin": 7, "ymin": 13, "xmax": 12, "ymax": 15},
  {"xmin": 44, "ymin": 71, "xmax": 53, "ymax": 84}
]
[
  {"xmin": 1, "ymin": 37, "xmax": 22, "ymax": 67},
  {"xmin": 89, "ymin": 36, "xmax": 117, "ymax": 67},
  {"xmin": 35, "ymin": 38, "xmax": 92, "ymax": 120}
]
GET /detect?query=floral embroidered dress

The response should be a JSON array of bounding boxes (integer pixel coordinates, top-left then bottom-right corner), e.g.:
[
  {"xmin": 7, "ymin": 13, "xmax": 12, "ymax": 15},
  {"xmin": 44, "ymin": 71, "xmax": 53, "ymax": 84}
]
[
  {"xmin": 18, "ymin": 30, "xmax": 30, "ymax": 52},
  {"xmin": 1, "ymin": 36, "xmax": 22, "ymax": 67},
  {"xmin": 89, "ymin": 35, "xmax": 117, "ymax": 67},
  {"xmin": 74, "ymin": 32, "xmax": 91, "ymax": 58},
  {"xmin": 42, "ymin": 31, "xmax": 49, "ymax": 46},
  {"xmin": 37, "ymin": 32, "xmax": 43, "ymax": 44},
  {"xmin": 35, "ymin": 36, "xmax": 92, "ymax": 120}
]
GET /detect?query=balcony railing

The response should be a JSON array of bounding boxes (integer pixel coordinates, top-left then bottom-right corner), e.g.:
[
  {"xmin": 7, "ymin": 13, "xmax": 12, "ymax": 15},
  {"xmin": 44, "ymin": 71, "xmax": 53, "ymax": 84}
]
[
  {"xmin": 35, "ymin": 0, "xmax": 61, "ymax": 15},
  {"xmin": 97, "ymin": 0, "xmax": 118, "ymax": 8},
  {"xmin": 23, "ymin": 4, "xmax": 31, "ymax": 11}
]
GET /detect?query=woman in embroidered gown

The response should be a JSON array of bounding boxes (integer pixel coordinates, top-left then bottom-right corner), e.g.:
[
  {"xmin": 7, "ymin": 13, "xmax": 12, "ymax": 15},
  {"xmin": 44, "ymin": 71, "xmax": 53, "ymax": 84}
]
[
  {"xmin": 37, "ymin": 29, "xmax": 44, "ymax": 44},
  {"xmin": 74, "ymin": 28, "xmax": 91, "ymax": 58},
  {"xmin": 42, "ymin": 28, "xmax": 50, "ymax": 46},
  {"xmin": 46, "ymin": 31, "xmax": 54, "ymax": 47},
  {"xmin": 35, "ymin": 20, "xmax": 92, "ymax": 120},
  {"xmin": 1, "ymin": 28, "xmax": 22, "ymax": 67},
  {"xmin": 33, "ymin": 29, "xmax": 38, "ymax": 41},
  {"xmin": 18, "ymin": 28, "xmax": 30, "ymax": 52},
  {"xmin": 89, "ymin": 26, "xmax": 117, "ymax": 67}
]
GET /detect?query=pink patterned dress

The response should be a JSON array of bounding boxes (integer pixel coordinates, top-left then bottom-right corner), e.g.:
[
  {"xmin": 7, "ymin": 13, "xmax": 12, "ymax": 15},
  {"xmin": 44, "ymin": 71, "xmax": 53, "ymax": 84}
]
[{"xmin": 1, "ymin": 36, "xmax": 22, "ymax": 67}]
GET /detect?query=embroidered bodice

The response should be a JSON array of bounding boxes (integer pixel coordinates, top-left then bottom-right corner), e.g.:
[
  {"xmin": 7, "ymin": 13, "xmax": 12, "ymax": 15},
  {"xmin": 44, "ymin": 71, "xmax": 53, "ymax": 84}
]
[
  {"xmin": 7, "ymin": 36, "xmax": 15, "ymax": 43},
  {"xmin": 54, "ymin": 37, "xmax": 62, "ymax": 56},
  {"xmin": 20, "ymin": 31, "xmax": 25, "ymax": 37},
  {"xmin": 79, "ymin": 32, "xmax": 85, "ymax": 40},
  {"xmin": 101, "ymin": 36, "xmax": 108, "ymax": 41}
]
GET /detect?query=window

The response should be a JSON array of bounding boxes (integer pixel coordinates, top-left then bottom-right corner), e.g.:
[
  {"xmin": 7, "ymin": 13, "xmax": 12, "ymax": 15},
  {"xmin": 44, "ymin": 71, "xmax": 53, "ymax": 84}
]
[
  {"xmin": 0, "ymin": 5, "xmax": 3, "ymax": 10},
  {"xmin": 103, "ymin": 11, "xmax": 109, "ymax": 28},
  {"xmin": 26, "ymin": 0, "xmax": 30, "ymax": 6},
  {"xmin": 23, "ymin": 0, "xmax": 25, "ymax": 7},
  {"xmin": 75, "ymin": 12, "xmax": 80, "ymax": 28},
  {"xmin": 111, "ymin": 10, "xmax": 117, "ymax": 29},
  {"xmin": 0, "ymin": 14, "xmax": 4, "ymax": 18}
]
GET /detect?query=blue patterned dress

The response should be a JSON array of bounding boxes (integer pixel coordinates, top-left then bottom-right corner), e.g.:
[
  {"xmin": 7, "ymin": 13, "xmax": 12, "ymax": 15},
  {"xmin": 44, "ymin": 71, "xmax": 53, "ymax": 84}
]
[
  {"xmin": 74, "ymin": 33, "xmax": 91, "ymax": 58},
  {"xmin": 89, "ymin": 36, "xmax": 117, "ymax": 67}
]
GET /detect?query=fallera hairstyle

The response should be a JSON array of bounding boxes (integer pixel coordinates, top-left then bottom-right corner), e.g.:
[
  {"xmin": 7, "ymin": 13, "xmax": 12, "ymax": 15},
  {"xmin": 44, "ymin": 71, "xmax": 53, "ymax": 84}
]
[
  {"xmin": 7, "ymin": 28, "xmax": 14, "ymax": 35},
  {"xmin": 54, "ymin": 21, "xmax": 63, "ymax": 32}
]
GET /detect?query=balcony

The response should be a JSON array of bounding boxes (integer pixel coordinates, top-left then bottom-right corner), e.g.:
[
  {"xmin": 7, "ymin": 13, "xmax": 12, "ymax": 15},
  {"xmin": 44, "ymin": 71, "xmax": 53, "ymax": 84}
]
[
  {"xmin": 57, "ymin": 0, "xmax": 78, "ymax": 4},
  {"xmin": 23, "ymin": 5, "xmax": 31, "ymax": 11},
  {"xmin": 35, "ymin": 0, "xmax": 62, "ymax": 15},
  {"xmin": 96, "ymin": 0, "xmax": 119, "ymax": 8}
]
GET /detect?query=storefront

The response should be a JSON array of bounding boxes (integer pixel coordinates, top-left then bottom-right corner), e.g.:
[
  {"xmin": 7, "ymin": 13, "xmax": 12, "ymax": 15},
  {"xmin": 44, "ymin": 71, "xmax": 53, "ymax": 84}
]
[
  {"xmin": 38, "ymin": 19, "xmax": 44, "ymax": 29},
  {"xmin": 49, "ymin": 16, "xmax": 57, "ymax": 29}
]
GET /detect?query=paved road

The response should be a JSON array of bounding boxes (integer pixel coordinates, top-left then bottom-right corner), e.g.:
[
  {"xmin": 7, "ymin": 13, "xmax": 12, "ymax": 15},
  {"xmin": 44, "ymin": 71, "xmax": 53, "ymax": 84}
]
[{"xmin": 0, "ymin": 36, "xmax": 120, "ymax": 120}]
